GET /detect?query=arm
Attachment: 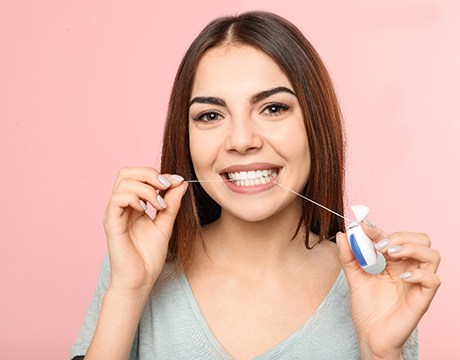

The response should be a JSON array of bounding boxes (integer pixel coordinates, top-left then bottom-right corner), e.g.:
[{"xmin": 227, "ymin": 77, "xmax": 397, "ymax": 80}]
[
  {"xmin": 84, "ymin": 287, "xmax": 150, "ymax": 360},
  {"xmin": 76, "ymin": 168, "xmax": 187, "ymax": 359}
]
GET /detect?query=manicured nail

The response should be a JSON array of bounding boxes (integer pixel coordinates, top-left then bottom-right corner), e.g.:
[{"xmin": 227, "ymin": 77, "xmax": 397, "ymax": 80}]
[
  {"xmin": 156, "ymin": 194, "xmax": 167, "ymax": 209},
  {"xmin": 363, "ymin": 219, "xmax": 375, "ymax": 228},
  {"xmin": 336, "ymin": 232, "xmax": 342, "ymax": 248},
  {"xmin": 400, "ymin": 271, "xmax": 412, "ymax": 280},
  {"xmin": 375, "ymin": 238, "xmax": 390, "ymax": 250},
  {"xmin": 171, "ymin": 174, "xmax": 184, "ymax": 182},
  {"xmin": 387, "ymin": 245, "xmax": 402, "ymax": 255},
  {"xmin": 139, "ymin": 200, "xmax": 148, "ymax": 211},
  {"xmin": 158, "ymin": 175, "xmax": 171, "ymax": 187}
]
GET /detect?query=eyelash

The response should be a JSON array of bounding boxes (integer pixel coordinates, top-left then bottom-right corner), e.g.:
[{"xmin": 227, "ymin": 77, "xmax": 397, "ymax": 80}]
[
  {"xmin": 261, "ymin": 103, "xmax": 290, "ymax": 116},
  {"xmin": 193, "ymin": 103, "xmax": 291, "ymax": 123},
  {"xmin": 193, "ymin": 111, "xmax": 223, "ymax": 122}
]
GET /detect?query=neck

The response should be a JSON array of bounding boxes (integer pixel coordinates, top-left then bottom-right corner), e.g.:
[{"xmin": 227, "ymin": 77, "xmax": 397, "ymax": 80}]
[{"xmin": 200, "ymin": 201, "xmax": 316, "ymax": 272}]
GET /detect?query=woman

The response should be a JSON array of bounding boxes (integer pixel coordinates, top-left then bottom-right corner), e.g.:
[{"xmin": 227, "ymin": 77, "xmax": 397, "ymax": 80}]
[{"xmin": 71, "ymin": 11, "xmax": 441, "ymax": 359}]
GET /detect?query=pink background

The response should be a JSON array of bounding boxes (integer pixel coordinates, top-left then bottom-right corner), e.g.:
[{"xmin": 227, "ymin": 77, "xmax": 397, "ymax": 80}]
[{"xmin": 1, "ymin": 1, "xmax": 458, "ymax": 358}]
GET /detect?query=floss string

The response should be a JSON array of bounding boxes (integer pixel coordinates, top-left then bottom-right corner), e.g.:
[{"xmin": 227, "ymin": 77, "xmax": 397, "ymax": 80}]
[{"xmin": 185, "ymin": 178, "xmax": 352, "ymax": 223}]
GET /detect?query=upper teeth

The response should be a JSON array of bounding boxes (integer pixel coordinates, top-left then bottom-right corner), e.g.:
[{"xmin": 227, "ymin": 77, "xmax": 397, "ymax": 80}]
[{"xmin": 227, "ymin": 169, "xmax": 278, "ymax": 186}]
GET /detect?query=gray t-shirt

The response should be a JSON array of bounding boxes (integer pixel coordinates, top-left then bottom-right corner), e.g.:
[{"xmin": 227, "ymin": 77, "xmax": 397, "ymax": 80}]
[{"xmin": 71, "ymin": 255, "xmax": 418, "ymax": 359}]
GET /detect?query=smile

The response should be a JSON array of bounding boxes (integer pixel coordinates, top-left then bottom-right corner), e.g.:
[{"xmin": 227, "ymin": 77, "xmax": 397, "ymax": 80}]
[{"xmin": 226, "ymin": 169, "xmax": 278, "ymax": 187}]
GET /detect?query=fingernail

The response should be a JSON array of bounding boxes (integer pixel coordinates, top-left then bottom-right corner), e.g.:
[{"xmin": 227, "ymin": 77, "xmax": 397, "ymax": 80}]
[
  {"xmin": 375, "ymin": 238, "xmax": 390, "ymax": 250},
  {"xmin": 400, "ymin": 271, "xmax": 412, "ymax": 280},
  {"xmin": 363, "ymin": 219, "xmax": 375, "ymax": 228},
  {"xmin": 139, "ymin": 200, "xmax": 148, "ymax": 211},
  {"xmin": 387, "ymin": 245, "xmax": 402, "ymax": 255},
  {"xmin": 336, "ymin": 232, "xmax": 342, "ymax": 248},
  {"xmin": 156, "ymin": 194, "xmax": 167, "ymax": 209},
  {"xmin": 158, "ymin": 175, "xmax": 171, "ymax": 187},
  {"xmin": 171, "ymin": 174, "xmax": 184, "ymax": 182}
]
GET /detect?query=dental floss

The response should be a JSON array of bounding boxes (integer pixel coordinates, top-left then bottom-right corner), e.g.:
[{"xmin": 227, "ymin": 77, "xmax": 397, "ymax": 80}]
[
  {"xmin": 185, "ymin": 178, "xmax": 385, "ymax": 274},
  {"xmin": 186, "ymin": 180, "xmax": 225, "ymax": 183},
  {"xmin": 272, "ymin": 181, "xmax": 353, "ymax": 223},
  {"xmin": 185, "ymin": 178, "xmax": 352, "ymax": 222}
]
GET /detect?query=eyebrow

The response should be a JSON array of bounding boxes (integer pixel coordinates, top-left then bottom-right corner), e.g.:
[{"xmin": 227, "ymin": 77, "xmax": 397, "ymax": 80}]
[{"xmin": 188, "ymin": 86, "xmax": 296, "ymax": 108}]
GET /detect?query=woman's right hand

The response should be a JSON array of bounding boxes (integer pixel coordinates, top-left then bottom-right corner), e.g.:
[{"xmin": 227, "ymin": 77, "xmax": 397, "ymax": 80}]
[{"xmin": 102, "ymin": 167, "xmax": 188, "ymax": 293}]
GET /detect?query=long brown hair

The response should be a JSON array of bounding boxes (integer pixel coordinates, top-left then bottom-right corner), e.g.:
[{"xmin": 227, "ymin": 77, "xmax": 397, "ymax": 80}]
[{"xmin": 161, "ymin": 11, "xmax": 345, "ymax": 272}]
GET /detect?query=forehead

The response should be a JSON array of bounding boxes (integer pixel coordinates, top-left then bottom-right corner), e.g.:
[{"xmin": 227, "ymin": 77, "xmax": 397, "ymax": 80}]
[{"xmin": 191, "ymin": 45, "xmax": 292, "ymax": 97}]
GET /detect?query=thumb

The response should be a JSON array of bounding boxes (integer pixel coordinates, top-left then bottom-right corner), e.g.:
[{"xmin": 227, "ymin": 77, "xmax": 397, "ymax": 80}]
[
  {"xmin": 337, "ymin": 231, "xmax": 368, "ymax": 280},
  {"xmin": 154, "ymin": 182, "xmax": 188, "ymax": 235}
]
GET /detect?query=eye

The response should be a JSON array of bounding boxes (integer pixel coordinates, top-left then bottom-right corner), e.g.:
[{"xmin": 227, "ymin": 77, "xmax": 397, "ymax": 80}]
[
  {"xmin": 194, "ymin": 111, "xmax": 223, "ymax": 122},
  {"xmin": 261, "ymin": 103, "xmax": 290, "ymax": 116}
]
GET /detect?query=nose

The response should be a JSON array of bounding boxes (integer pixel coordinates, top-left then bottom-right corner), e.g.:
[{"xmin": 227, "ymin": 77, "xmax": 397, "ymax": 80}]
[{"xmin": 225, "ymin": 116, "xmax": 263, "ymax": 154}]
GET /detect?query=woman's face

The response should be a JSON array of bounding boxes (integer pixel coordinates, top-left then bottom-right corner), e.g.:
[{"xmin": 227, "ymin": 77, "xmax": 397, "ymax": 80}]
[{"xmin": 188, "ymin": 45, "xmax": 311, "ymax": 222}]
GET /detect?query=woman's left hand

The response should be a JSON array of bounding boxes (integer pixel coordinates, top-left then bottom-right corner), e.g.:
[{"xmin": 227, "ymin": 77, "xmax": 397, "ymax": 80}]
[{"xmin": 337, "ymin": 224, "xmax": 441, "ymax": 359}]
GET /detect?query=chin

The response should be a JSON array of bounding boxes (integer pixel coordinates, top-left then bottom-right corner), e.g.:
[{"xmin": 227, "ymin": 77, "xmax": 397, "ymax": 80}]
[{"xmin": 222, "ymin": 201, "xmax": 292, "ymax": 223}]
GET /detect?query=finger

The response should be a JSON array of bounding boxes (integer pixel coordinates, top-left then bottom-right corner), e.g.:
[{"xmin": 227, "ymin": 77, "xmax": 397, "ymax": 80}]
[
  {"xmin": 168, "ymin": 174, "xmax": 186, "ymax": 185},
  {"xmin": 384, "ymin": 243, "xmax": 441, "ymax": 273},
  {"xmin": 374, "ymin": 232, "xmax": 433, "ymax": 254},
  {"xmin": 400, "ymin": 268, "xmax": 441, "ymax": 297},
  {"xmin": 114, "ymin": 179, "xmax": 168, "ymax": 212},
  {"xmin": 387, "ymin": 232, "xmax": 431, "ymax": 247},
  {"xmin": 105, "ymin": 192, "xmax": 147, "ymax": 220},
  {"xmin": 114, "ymin": 167, "xmax": 158, "ymax": 190},
  {"xmin": 360, "ymin": 222, "xmax": 389, "ymax": 243},
  {"xmin": 155, "ymin": 173, "xmax": 186, "ymax": 188},
  {"xmin": 114, "ymin": 167, "xmax": 184, "ymax": 191},
  {"xmin": 154, "ymin": 182, "xmax": 189, "ymax": 233}
]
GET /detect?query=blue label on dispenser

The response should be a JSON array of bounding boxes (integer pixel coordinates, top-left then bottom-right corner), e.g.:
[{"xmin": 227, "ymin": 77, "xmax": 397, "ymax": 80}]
[{"xmin": 349, "ymin": 233, "xmax": 367, "ymax": 266}]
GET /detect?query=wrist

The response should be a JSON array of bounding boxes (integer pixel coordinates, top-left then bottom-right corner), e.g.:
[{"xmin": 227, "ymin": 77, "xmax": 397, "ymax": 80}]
[
  {"xmin": 359, "ymin": 341, "xmax": 402, "ymax": 360},
  {"xmin": 105, "ymin": 284, "xmax": 152, "ymax": 305}
]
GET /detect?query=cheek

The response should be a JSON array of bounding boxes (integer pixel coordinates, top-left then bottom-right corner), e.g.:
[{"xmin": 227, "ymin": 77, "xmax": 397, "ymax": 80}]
[
  {"xmin": 289, "ymin": 135, "xmax": 311, "ymax": 179},
  {"xmin": 269, "ymin": 120, "xmax": 310, "ymax": 159},
  {"xmin": 267, "ymin": 119, "xmax": 311, "ymax": 184},
  {"xmin": 189, "ymin": 128, "xmax": 220, "ymax": 175}
]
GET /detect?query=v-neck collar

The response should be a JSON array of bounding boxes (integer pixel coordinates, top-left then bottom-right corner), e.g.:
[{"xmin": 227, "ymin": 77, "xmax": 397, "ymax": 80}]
[{"xmin": 179, "ymin": 270, "xmax": 345, "ymax": 359}]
